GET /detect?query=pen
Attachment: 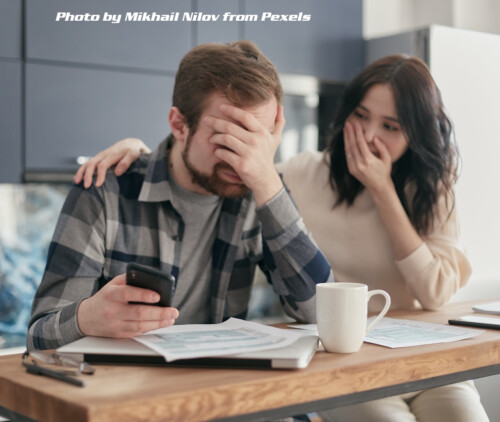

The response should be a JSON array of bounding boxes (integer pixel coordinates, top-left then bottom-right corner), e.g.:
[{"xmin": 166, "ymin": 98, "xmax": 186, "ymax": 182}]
[
  {"xmin": 24, "ymin": 361, "xmax": 85, "ymax": 387},
  {"xmin": 448, "ymin": 318, "xmax": 500, "ymax": 331}
]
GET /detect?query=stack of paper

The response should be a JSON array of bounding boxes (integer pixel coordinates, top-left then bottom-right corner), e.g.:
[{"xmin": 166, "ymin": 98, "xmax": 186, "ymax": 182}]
[{"xmin": 135, "ymin": 318, "xmax": 303, "ymax": 362}]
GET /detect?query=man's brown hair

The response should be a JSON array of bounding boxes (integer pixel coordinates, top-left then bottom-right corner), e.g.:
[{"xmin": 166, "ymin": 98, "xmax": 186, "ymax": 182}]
[{"xmin": 172, "ymin": 40, "xmax": 283, "ymax": 132}]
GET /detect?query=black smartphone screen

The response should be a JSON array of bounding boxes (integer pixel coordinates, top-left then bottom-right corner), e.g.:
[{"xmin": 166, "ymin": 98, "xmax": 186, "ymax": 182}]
[{"xmin": 126, "ymin": 262, "xmax": 175, "ymax": 307}]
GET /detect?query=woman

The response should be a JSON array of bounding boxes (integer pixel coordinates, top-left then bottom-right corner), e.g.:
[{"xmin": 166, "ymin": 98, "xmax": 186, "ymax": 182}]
[{"xmin": 74, "ymin": 55, "xmax": 488, "ymax": 421}]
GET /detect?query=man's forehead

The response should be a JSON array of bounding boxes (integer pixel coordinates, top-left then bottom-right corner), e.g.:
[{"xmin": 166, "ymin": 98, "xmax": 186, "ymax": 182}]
[{"xmin": 205, "ymin": 92, "xmax": 277, "ymax": 127}]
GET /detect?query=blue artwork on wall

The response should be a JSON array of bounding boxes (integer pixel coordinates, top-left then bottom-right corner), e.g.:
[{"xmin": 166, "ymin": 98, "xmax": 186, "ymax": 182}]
[{"xmin": 0, "ymin": 184, "xmax": 70, "ymax": 348}]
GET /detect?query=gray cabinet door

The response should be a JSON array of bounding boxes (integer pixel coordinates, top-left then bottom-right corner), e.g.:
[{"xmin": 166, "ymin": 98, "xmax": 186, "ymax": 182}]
[
  {"xmin": 0, "ymin": 0, "xmax": 22, "ymax": 59},
  {"xmin": 0, "ymin": 60, "xmax": 22, "ymax": 182},
  {"xmin": 25, "ymin": 0, "xmax": 192, "ymax": 72},
  {"xmin": 243, "ymin": 0, "xmax": 363, "ymax": 81},
  {"xmin": 195, "ymin": 0, "xmax": 242, "ymax": 45},
  {"xmin": 25, "ymin": 62, "xmax": 174, "ymax": 173}
]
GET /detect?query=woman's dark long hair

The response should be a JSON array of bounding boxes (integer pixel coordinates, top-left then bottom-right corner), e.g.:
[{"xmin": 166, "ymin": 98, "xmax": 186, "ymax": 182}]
[{"xmin": 326, "ymin": 55, "xmax": 458, "ymax": 235}]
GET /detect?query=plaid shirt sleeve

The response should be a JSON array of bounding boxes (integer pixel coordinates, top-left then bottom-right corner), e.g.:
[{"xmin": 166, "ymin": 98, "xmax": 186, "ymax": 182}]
[
  {"xmin": 256, "ymin": 187, "xmax": 334, "ymax": 323},
  {"xmin": 27, "ymin": 170, "xmax": 334, "ymax": 349},
  {"xmin": 27, "ymin": 184, "xmax": 107, "ymax": 350}
]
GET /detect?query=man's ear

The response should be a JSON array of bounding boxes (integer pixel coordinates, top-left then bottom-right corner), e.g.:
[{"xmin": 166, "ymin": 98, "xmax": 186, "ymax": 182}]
[{"xmin": 169, "ymin": 107, "xmax": 189, "ymax": 143}]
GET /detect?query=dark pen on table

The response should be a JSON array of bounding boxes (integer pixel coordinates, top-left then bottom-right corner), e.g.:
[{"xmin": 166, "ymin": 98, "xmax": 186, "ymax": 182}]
[{"xmin": 22, "ymin": 350, "xmax": 95, "ymax": 387}]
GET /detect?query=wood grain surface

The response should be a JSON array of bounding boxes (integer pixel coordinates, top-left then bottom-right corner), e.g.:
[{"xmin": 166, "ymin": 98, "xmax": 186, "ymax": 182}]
[{"xmin": 1, "ymin": 302, "xmax": 499, "ymax": 421}]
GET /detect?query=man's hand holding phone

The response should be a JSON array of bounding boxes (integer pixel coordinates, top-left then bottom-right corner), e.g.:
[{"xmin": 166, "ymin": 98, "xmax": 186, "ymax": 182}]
[
  {"xmin": 125, "ymin": 263, "xmax": 175, "ymax": 307},
  {"xmin": 77, "ymin": 265, "xmax": 178, "ymax": 338}
]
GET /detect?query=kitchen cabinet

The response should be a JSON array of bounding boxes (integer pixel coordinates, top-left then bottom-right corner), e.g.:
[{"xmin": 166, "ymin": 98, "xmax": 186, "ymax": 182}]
[
  {"xmin": 25, "ymin": 0, "xmax": 192, "ymax": 72},
  {"xmin": 0, "ymin": 0, "xmax": 364, "ymax": 182},
  {"xmin": 0, "ymin": 1, "xmax": 22, "ymax": 59},
  {"xmin": 25, "ymin": 62, "xmax": 173, "ymax": 176},
  {"xmin": 243, "ymin": 0, "xmax": 363, "ymax": 81},
  {"xmin": 0, "ymin": 61, "xmax": 22, "ymax": 183}
]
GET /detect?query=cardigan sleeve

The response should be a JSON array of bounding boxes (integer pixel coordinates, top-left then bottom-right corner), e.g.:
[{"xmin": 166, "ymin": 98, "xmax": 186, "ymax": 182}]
[{"xmin": 395, "ymin": 197, "xmax": 472, "ymax": 310}]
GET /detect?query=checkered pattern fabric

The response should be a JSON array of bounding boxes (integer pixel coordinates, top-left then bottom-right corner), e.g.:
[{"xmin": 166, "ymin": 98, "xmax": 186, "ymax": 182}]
[{"xmin": 28, "ymin": 137, "xmax": 333, "ymax": 350}]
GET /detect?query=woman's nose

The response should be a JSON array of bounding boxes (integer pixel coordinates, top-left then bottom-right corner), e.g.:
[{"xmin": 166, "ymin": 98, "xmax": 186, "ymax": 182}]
[{"xmin": 361, "ymin": 122, "xmax": 376, "ymax": 143}]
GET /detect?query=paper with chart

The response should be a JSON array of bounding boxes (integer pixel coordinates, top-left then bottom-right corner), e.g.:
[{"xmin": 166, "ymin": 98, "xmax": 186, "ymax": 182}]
[
  {"xmin": 363, "ymin": 317, "xmax": 484, "ymax": 348},
  {"xmin": 288, "ymin": 317, "xmax": 483, "ymax": 348},
  {"xmin": 134, "ymin": 318, "xmax": 302, "ymax": 361}
]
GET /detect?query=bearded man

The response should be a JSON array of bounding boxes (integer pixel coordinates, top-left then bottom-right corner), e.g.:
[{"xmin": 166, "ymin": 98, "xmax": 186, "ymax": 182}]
[{"xmin": 28, "ymin": 41, "xmax": 333, "ymax": 350}]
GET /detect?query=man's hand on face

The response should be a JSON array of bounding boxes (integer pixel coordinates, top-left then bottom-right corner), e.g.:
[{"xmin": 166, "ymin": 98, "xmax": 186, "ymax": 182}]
[
  {"xmin": 77, "ymin": 274, "xmax": 179, "ymax": 338},
  {"xmin": 205, "ymin": 103, "xmax": 286, "ymax": 207}
]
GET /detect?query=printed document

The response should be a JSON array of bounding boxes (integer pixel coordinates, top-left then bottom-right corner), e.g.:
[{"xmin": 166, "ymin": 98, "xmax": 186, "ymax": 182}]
[
  {"xmin": 288, "ymin": 317, "xmax": 483, "ymax": 348},
  {"xmin": 134, "ymin": 318, "xmax": 302, "ymax": 361},
  {"xmin": 364, "ymin": 317, "xmax": 483, "ymax": 348}
]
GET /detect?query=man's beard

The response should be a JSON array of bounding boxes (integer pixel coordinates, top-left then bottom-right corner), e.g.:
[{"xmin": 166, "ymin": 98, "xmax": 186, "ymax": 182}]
[{"xmin": 181, "ymin": 135, "xmax": 249, "ymax": 198}]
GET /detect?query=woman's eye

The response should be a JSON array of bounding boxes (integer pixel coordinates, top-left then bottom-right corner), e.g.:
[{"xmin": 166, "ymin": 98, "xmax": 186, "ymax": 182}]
[
  {"xmin": 353, "ymin": 111, "xmax": 365, "ymax": 119},
  {"xmin": 384, "ymin": 123, "xmax": 399, "ymax": 132}
]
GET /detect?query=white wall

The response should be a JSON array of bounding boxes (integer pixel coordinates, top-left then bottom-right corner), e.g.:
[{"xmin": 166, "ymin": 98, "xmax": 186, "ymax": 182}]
[
  {"xmin": 413, "ymin": 0, "xmax": 454, "ymax": 28},
  {"xmin": 363, "ymin": 0, "xmax": 500, "ymax": 37},
  {"xmin": 427, "ymin": 26, "xmax": 500, "ymax": 286},
  {"xmin": 454, "ymin": 0, "xmax": 500, "ymax": 33},
  {"xmin": 363, "ymin": 0, "xmax": 414, "ymax": 38}
]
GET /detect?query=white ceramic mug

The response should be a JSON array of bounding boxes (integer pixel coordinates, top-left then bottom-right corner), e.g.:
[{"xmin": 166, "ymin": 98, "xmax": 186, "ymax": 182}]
[{"xmin": 316, "ymin": 282, "xmax": 391, "ymax": 353}]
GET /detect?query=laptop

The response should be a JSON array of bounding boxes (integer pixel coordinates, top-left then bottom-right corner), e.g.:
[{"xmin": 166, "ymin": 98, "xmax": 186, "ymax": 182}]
[{"xmin": 57, "ymin": 332, "xmax": 319, "ymax": 369}]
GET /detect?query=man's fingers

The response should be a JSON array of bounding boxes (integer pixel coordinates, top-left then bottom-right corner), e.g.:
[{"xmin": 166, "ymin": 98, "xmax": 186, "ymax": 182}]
[
  {"xmin": 108, "ymin": 317, "xmax": 177, "ymax": 338},
  {"xmin": 220, "ymin": 103, "xmax": 261, "ymax": 132},
  {"xmin": 205, "ymin": 115, "xmax": 249, "ymax": 141},
  {"xmin": 213, "ymin": 147, "xmax": 240, "ymax": 170},
  {"xmin": 210, "ymin": 133, "xmax": 246, "ymax": 156},
  {"xmin": 119, "ymin": 285, "xmax": 161, "ymax": 304},
  {"xmin": 120, "ymin": 318, "xmax": 177, "ymax": 337},
  {"xmin": 127, "ymin": 305, "xmax": 179, "ymax": 322}
]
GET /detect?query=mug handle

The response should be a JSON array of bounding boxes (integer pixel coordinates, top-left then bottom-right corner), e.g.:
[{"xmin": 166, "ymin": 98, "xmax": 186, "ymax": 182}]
[{"xmin": 366, "ymin": 290, "xmax": 391, "ymax": 334}]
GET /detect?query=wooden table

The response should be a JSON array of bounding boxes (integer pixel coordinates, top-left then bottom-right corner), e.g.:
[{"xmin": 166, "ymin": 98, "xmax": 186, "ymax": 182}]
[{"xmin": 1, "ymin": 302, "xmax": 499, "ymax": 422}]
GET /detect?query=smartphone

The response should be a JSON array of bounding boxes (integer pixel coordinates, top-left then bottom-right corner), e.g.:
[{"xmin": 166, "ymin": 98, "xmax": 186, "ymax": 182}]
[{"xmin": 126, "ymin": 262, "xmax": 175, "ymax": 307}]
